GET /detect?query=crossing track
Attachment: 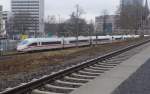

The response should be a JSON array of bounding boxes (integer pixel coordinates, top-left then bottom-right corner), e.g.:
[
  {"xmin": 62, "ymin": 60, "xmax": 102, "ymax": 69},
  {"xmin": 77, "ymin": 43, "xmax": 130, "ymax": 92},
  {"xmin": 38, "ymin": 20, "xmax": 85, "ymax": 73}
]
[{"xmin": 1, "ymin": 38, "xmax": 150, "ymax": 94}]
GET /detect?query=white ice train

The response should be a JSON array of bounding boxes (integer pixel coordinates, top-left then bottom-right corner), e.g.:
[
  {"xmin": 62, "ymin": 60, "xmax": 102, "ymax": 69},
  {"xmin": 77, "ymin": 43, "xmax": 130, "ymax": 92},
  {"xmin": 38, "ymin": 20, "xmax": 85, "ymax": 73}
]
[{"xmin": 17, "ymin": 35, "xmax": 139, "ymax": 52}]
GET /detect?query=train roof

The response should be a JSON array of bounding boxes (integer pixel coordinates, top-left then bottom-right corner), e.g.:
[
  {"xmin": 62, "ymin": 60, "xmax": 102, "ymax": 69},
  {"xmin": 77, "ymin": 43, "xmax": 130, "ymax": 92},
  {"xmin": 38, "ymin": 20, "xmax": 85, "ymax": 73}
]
[
  {"xmin": 23, "ymin": 38, "xmax": 62, "ymax": 43},
  {"xmin": 21, "ymin": 35, "xmax": 141, "ymax": 43}
]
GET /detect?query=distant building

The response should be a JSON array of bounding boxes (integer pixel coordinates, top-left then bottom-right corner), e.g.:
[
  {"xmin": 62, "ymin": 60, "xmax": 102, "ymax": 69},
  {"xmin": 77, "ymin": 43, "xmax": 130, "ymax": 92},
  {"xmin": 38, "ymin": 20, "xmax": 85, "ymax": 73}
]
[
  {"xmin": 11, "ymin": 0, "xmax": 44, "ymax": 38},
  {"xmin": 121, "ymin": 0, "xmax": 144, "ymax": 6},
  {"xmin": 0, "ymin": 6, "xmax": 5, "ymax": 37},
  {"xmin": 0, "ymin": 6, "xmax": 2, "ymax": 34},
  {"xmin": 2, "ymin": 11, "xmax": 13, "ymax": 37},
  {"xmin": 95, "ymin": 15, "xmax": 119, "ymax": 35},
  {"xmin": 119, "ymin": 0, "xmax": 150, "ymax": 34},
  {"xmin": 2, "ymin": 11, "xmax": 9, "ymax": 21}
]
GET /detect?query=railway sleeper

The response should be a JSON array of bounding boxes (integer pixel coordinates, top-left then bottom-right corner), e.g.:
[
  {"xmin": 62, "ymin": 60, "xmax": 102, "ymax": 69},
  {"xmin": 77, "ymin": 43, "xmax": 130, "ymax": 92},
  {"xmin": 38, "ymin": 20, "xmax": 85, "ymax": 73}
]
[
  {"xmin": 100, "ymin": 60, "xmax": 120, "ymax": 64},
  {"xmin": 44, "ymin": 84, "xmax": 74, "ymax": 93},
  {"xmin": 51, "ymin": 81, "xmax": 80, "ymax": 88},
  {"xmin": 32, "ymin": 89, "xmax": 64, "ymax": 94},
  {"xmin": 77, "ymin": 71, "xmax": 100, "ymax": 76},
  {"xmin": 104, "ymin": 59, "xmax": 123, "ymax": 63},
  {"xmin": 100, "ymin": 61, "xmax": 122, "ymax": 65},
  {"xmin": 78, "ymin": 70, "xmax": 102, "ymax": 75},
  {"xmin": 83, "ymin": 68, "xmax": 105, "ymax": 73},
  {"xmin": 90, "ymin": 65, "xmax": 112, "ymax": 69},
  {"xmin": 106, "ymin": 58, "xmax": 123, "ymax": 62},
  {"xmin": 61, "ymin": 78, "xmax": 87, "ymax": 84},
  {"xmin": 107, "ymin": 58, "xmax": 128, "ymax": 62},
  {"xmin": 93, "ymin": 64, "xmax": 115, "ymax": 68},
  {"xmin": 106, "ymin": 59, "xmax": 128, "ymax": 64},
  {"xmin": 97, "ymin": 61, "xmax": 119, "ymax": 65},
  {"xmin": 89, "ymin": 66, "xmax": 109, "ymax": 71},
  {"xmin": 96, "ymin": 63, "xmax": 118, "ymax": 66},
  {"xmin": 56, "ymin": 80, "xmax": 83, "ymax": 86},
  {"xmin": 110, "ymin": 56, "xmax": 130, "ymax": 60},
  {"xmin": 84, "ymin": 67, "xmax": 106, "ymax": 72},
  {"xmin": 71, "ymin": 73, "xmax": 97, "ymax": 79},
  {"xmin": 64, "ymin": 76, "xmax": 89, "ymax": 83}
]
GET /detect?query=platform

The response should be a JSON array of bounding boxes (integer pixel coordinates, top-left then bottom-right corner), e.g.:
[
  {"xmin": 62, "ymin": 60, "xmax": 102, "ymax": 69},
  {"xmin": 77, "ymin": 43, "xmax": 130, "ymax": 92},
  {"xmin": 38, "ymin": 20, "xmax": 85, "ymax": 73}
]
[{"xmin": 70, "ymin": 44, "xmax": 150, "ymax": 94}]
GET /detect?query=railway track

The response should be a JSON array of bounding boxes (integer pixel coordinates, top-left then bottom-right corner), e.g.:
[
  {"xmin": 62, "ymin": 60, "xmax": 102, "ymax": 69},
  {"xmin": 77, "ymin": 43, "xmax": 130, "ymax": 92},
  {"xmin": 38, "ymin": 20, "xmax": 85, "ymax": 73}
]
[{"xmin": 0, "ymin": 38, "xmax": 150, "ymax": 94}]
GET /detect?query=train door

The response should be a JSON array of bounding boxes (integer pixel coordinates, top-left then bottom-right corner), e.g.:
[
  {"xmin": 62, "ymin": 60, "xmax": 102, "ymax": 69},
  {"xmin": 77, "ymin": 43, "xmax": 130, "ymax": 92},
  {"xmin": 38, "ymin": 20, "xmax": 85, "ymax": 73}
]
[{"xmin": 38, "ymin": 42, "xmax": 42, "ymax": 46}]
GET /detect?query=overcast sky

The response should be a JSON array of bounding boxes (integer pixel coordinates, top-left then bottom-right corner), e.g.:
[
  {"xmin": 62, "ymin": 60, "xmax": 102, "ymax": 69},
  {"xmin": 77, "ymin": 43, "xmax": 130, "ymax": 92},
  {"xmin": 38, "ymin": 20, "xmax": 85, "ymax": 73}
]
[{"xmin": 0, "ymin": 0, "xmax": 120, "ymax": 21}]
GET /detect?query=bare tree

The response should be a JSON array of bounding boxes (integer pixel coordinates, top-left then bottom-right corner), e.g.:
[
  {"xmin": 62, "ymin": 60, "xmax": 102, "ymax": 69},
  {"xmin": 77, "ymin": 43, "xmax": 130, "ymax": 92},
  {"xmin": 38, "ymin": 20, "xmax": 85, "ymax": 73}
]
[
  {"xmin": 45, "ymin": 15, "xmax": 58, "ymax": 37},
  {"xmin": 102, "ymin": 9, "xmax": 109, "ymax": 35},
  {"xmin": 74, "ymin": 4, "xmax": 85, "ymax": 46},
  {"xmin": 60, "ymin": 13, "xmax": 88, "ymax": 37},
  {"xmin": 88, "ymin": 20, "xmax": 95, "ymax": 46}
]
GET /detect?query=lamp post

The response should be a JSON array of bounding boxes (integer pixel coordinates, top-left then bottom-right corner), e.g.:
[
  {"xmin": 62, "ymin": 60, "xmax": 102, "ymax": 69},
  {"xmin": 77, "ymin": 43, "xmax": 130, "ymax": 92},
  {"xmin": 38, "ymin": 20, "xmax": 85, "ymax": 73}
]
[
  {"xmin": 33, "ymin": 18, "xmax": 38, "ymax": 38},
  {"xmin": 57, "ymin": 14, "xmax": 61, "ymax": 37}
]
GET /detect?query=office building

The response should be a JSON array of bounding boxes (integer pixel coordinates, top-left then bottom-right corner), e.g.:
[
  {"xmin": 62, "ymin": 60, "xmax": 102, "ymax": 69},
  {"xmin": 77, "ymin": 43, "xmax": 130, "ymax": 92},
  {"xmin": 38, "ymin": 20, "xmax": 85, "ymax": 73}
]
[
  {"xmin": 0, "ymin": 6, "xmax": 3, "ymax": 36},
  {"xmin": 95, "ymin": 15, "xmax": 119, "ymax": 35},
  {"xmin": 121, "ymin": 0, "xmax": 144, "ymax": 6},
  {"xmin": 0, "ymin": 6, "xmax": 2, "ymax": 24},
  {"xmin": 11, "ymin": 0, "xmax": 44, "ymax": 38}
]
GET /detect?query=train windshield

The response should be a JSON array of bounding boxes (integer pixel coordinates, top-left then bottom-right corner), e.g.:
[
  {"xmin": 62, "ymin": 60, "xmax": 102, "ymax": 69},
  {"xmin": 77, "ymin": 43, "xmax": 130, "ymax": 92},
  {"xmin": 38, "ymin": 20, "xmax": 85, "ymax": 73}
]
[{"xmin": 19, "ymin": 40, "xmax": 29, "ymax": 45}]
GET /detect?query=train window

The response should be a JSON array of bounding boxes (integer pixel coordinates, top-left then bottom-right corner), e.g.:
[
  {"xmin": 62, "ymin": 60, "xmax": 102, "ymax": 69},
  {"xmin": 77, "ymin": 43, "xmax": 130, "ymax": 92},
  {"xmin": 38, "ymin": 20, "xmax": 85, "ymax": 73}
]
[
  {"xmin": 79, "ymin": 40, "xmax": 89, "ymax": 42},
  {"xmin": 19, "ymin": 40, "xmax": 28, "ymax": 45},
  {"xmin": 41, "ymin": 41, "xmax": 61, "ymax": 45},
  {"xmin": 29, "ymin": 43, "xmax": 38, "ymax": 46},
  {"xmin": 70, "ymin": 40, "xmax": 77, "ymax": 43},
  {"xmin": 93, "ymin": 39, "xmax": 109, "ymax": 41},
  {"xmin": 115, "ymin": 38, "xmax": 122, "ymax": 40},
  {"xmin": 70, "ymin": 40, "xmax": 88, "ymax": 43}
]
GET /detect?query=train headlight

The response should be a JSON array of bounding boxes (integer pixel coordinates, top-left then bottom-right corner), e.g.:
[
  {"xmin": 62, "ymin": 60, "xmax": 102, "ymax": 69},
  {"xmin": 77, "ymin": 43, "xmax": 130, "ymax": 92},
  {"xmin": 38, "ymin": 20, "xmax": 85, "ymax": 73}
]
[{"xmin": 17, "ymin": 45, "xmax": 26, "ymax": 51}]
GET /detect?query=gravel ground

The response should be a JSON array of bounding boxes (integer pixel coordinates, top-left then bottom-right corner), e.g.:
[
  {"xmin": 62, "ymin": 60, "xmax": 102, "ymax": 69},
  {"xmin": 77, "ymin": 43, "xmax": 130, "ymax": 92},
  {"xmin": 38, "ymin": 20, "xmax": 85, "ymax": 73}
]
[
  {"xmin": 112, "ymin": 58, "xmax": 150, "ymax": 94},
  {"xmin": 0, "ymin": 38, "xmax": 149, "ymax": 92}
]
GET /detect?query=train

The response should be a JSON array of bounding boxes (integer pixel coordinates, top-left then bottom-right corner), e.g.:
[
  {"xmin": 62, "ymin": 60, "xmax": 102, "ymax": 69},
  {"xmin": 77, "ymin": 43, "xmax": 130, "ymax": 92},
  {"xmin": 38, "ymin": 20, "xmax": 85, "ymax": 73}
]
[{"xmin": 17, "ymin": 35, "xmax": 140, "ymax": 52}]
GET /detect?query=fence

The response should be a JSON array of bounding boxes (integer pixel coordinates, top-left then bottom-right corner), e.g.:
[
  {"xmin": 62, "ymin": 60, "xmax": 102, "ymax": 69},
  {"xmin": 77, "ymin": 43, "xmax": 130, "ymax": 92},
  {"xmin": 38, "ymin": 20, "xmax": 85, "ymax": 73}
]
[{"xmin": 0, "ymin": 38, "xmax": 18, "ymax": 55}]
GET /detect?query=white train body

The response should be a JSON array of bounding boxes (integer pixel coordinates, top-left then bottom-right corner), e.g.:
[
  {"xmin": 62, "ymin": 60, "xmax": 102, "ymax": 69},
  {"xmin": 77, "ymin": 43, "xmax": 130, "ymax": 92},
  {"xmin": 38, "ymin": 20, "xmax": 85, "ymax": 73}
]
[{"xmin": 17, "ymin": 35, "xmax": 139, "ymax": 52}]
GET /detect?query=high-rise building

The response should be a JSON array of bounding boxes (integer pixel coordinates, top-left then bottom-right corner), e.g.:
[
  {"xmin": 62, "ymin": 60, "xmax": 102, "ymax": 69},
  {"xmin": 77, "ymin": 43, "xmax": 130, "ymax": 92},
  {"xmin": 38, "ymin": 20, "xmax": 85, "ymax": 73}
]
[
  {"xmin": 0, "ymin": 5, "xmax": 3, "ymax": 35},
  {"xmin": 121, "ymin": 0, "xmax": 144, "ymax": 6},
  {"xmin": 11, "ymin": 0, "xmax": 44, "ymax": 38},
  {"xmin": 0, "ymin": 6, "xmax": 7, "ymax": 37}
]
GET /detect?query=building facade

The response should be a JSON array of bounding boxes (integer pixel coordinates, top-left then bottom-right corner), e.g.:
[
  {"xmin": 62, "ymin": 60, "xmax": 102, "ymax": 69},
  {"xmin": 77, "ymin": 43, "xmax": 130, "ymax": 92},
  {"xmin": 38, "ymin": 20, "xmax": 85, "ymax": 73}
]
[
  {"xmin": 11, "ymin": 0, "xmax": 44, "ymax": 38},
  {"xmin": 95, "ymin": 15, "xmax": 119, "ymax": 35},
  {"xmin": 121, "ymin": 0, "xmax": 144, "ymax": 6},
  {"xmin": 0, "ymin": 6, "xmax": 2, "ymax": 35},
  {"xmin": 0, "ymin": 6, "xmax": 6, "ymax": 37}
]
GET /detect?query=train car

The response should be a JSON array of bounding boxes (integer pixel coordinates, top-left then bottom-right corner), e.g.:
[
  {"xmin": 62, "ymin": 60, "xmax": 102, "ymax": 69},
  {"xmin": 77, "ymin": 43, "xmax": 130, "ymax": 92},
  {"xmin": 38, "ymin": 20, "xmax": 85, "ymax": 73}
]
[
  {"xmin": 17, "ymin": 35, "xmax": 138, "ymax": 52},
  {"xmin": 68, "ymin": 36, "xmax": 90, "ymax": 46},
  {"xmin": 17, "ymin": 38, "xmax": 62, "ymax": 52}
]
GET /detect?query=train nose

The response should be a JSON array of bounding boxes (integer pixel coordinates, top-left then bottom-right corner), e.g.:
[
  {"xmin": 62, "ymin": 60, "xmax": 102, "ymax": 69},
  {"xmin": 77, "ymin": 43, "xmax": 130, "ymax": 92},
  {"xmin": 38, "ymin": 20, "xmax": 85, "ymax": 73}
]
[
  {"xmin": 17, "ymin": 46, "xmax": 25, "ymax": 51},
  {"xmin": 17, "ymin": 46, "xmax": 21, "ymax": 51}
]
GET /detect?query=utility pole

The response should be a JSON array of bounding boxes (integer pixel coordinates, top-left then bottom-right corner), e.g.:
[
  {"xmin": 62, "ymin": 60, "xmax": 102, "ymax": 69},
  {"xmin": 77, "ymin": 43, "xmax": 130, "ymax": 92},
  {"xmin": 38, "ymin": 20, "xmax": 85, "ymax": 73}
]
[
  {"xmin": 75, "ymin": 4, "xmax": 79, "ymax": 47},
  {"xmin": 102, "ymin": 9, "xmax": 108, "ymax": 35},
  {"xmin": 74, "ymin": 4, "xmax": 84, "ymax": 47},
  {"xmin": 34, "ymin": 18, "xmax": 37, "ymax": 38},
  {"xmin": 58, "ymin": 14, "xmax": 61, "ymax": 37},
  {"xmin": 89, "ymin": 19, "xmax": 94, "ymax": 46}
]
